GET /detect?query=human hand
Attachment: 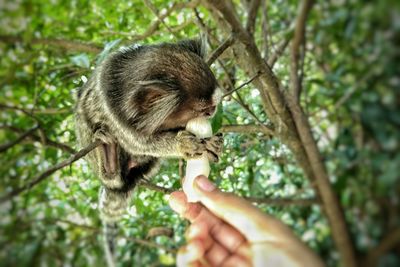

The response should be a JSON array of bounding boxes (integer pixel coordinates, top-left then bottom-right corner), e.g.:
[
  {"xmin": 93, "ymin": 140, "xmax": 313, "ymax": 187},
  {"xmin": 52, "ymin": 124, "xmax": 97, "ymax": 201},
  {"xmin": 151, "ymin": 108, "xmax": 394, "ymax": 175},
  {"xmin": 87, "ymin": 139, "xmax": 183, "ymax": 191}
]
[{"xmin": 169, "ymin": 175, "xmax": 325, "ymax": 267}]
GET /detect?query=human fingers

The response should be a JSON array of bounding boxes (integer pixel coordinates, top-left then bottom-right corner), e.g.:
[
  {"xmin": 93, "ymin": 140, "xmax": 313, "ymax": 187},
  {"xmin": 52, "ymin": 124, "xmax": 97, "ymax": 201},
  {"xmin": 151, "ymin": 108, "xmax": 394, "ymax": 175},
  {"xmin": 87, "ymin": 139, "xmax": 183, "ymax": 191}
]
[
  {"xmin": 193, "ymin": 175, "xmax": 298, "ymax": 243},
  {"xmin": 177, "ymin": 239, "xmax": 205, "ymax": 267},
  {"xmin": 169, "ymin": 191, "xmax": 221, "ymax": 228},
  {"xmin": 170, "ymin": 191, "xmax": 249, "ymax": 254},
  {"xmin": 169, "ymin": 191, "xmax": 203, "ymax": 222},
  {"xmin": 186, "ymin": 221, "xmax": 213, "ymax": 252}
]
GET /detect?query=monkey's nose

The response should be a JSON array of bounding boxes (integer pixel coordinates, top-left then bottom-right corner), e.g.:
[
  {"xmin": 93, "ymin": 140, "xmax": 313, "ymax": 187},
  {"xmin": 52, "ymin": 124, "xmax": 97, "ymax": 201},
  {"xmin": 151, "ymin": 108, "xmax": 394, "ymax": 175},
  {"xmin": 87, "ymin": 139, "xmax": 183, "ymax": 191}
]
[{"xmin": 204, "ymin": 106, "xmax": 216, "ymax": 117}]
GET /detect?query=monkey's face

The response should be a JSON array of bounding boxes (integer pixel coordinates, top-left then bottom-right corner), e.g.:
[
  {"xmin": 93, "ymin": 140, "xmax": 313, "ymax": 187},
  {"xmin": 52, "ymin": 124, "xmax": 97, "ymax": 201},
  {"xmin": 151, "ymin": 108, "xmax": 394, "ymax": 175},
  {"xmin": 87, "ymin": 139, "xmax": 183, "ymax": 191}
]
[{"xmin": 159, "ymin": 87, "xmax": 222, "ymax": 131}]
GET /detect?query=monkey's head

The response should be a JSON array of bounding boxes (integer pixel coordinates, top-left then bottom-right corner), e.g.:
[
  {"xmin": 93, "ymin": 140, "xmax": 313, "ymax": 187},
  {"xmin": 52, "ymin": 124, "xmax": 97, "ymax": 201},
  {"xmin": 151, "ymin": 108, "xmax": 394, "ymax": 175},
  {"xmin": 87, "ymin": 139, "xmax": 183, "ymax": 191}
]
[{"xmin": 102, "ymin": 39, "xmax": 221, "ymax": 134}]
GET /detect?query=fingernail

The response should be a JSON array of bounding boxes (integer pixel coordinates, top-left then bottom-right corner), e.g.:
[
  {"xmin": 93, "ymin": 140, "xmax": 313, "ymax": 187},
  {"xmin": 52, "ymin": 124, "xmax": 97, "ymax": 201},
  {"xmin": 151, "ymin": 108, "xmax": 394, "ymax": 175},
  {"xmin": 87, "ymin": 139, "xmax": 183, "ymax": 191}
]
[{"xmin": 195, "ymin": 175, "xmax": 216, "ymax": 192}]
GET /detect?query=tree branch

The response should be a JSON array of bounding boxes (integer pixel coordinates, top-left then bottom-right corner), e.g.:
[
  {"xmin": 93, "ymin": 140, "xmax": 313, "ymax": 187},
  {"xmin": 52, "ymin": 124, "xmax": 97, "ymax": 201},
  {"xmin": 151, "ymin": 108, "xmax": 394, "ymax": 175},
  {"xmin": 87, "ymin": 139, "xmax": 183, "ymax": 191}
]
[
  {"xmin": 0, "ymin": 140, "xmax": 101, "ymax": 203},
  {"xmin": 364, "ymin": 227, "xmax": 400, "ymax": 267},
  {"xmin": 290, "ymin": 0, "xmax": 315, "ymax": 102},
  {"xmin": 0, "ymin": 103, "xmax": 71, "ymax": 115},
  {"xmin": 219, "ymin": 124, "xmax": 274, "ymax": 135},
  {"xmin": 126, "ymin": 0, "xmax": 199, "ymax": 42},
  {"xmin": 0, "ymin": 125, "xmax": 76, "ymax": 154},
  {"xmin": 206, "ymin": 35, "xmax": 235, "ymax": 66},
  {"xmin": 138, "ymin": 180, "xmax": 174, "ymax": 194},
  {"xmin": 222, "ymin": 71, "xmax": 261, "ymax": 98},
  {"xmin": 0, "ymin": 125, "xmax": 39, "ymax": 153},
  {"xmin": 245, "ymin": 196, "xmax": 319, "ymax": 206},
  {"xmin": 126, "ymin": 236, "xmax": 177, "ymax": 253},
  {"xmin": 267, "ymin": 38, "xmax": 291, "ymax": 68},
  {"xmin": 260, "ymin": 0, "xmax": 270, "ymax": 58},
  {"xmin": 139, "ymin": 179, "xmax": 318, "ymax": 207},
  {"xmin": 246, "ymin": 0, "xmax": 262, "ymax": 36},
  {"xmin": 143, "ymin": 0, "xmax": 177, "ymax": 38},
  {"xmin": 0, "ymin": 35, "xmax": 102, "ymax": 53}
]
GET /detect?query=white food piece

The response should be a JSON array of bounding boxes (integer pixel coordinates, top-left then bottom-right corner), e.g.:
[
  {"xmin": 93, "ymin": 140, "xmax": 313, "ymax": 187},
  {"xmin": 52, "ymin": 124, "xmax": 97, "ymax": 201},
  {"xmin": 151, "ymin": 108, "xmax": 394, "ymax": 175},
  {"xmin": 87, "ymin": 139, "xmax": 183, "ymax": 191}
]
[{"xmin": 183, "ymin": 117, "xmax": 213, "ymax": 202}]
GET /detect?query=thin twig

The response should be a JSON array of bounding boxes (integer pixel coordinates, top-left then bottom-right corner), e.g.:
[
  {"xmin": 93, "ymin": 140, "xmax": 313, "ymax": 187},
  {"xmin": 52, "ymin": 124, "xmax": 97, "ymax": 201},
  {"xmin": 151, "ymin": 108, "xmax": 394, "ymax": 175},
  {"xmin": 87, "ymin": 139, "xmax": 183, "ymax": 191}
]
[
  {"xmin": 222, "ymin": 71, "xmax": 262, "ymax": 98},
  {"xmin": 267, "ymin": 38, "xmax": 291, "ymax": 68},
  {"xmin": 0, "ymin": 35, "xmax": 102, "ymax": 53},
  {"xmin": 143, "ymin": 0, "xmax": 177, "ymax": 37},
  {"xmin": 126, "ymin": 236, "xmax": 177, "ymax": 253},
  {"xmin": 0, "ymin": 125, "xmax": 39, "ymax": 153},
  {"xmin": 245, "ymin": 196, "xmax": 319, "ymax": 206},
  {"xmin": 290, "ymin": 0, "xmax": 315, "ymax": 102},
  {"xmin": 0, "ymin": 140, "xmax": 101, "ymax": 203},
  {"xmin": 246, "ymin": 0, "xmax": 262, "ymax": 36},
  {"xmin": 138, "ymin": 180, "xmax": 174, "ymax": 194},
  {"xmin": 0, "ymin": 125, "xmax": 76, "ymax": 154},
  {"xmin": 364, "ymin": 227, "xmax": 400, "ymax": 267},
  {"xmin": 0, "ymin": 104, "xmax": 71, "ymax": 115},
  {"xmin": 219, "ymin": 124, "xmax": 274, "ymax": 135},
  {"xmin": 261, "ymin": 0, "xmax": 270, "ymax": 58},
  {"xmin": 206, "ymin": 35, "xmax": 235, "ymax": 66},
  {"xmin": 140, "ymin": 179, "xmax": 318, "ymax": 207}
]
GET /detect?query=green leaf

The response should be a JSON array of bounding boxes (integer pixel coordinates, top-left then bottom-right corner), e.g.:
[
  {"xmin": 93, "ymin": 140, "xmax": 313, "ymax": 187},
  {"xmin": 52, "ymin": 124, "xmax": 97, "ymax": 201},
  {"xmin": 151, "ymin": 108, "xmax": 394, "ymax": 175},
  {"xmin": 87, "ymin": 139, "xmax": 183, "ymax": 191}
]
[{"xmin": 211, "ymin": 103, "xmax": 223, "ymax": 133}]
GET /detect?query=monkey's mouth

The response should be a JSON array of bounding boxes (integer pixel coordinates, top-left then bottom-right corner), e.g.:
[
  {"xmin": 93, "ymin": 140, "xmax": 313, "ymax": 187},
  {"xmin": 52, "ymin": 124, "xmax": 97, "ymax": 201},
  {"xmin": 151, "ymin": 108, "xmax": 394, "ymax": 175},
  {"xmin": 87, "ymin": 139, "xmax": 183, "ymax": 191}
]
[{"xmin": 159, "ymin": 126, "xmax": 185, "ymax": 133}]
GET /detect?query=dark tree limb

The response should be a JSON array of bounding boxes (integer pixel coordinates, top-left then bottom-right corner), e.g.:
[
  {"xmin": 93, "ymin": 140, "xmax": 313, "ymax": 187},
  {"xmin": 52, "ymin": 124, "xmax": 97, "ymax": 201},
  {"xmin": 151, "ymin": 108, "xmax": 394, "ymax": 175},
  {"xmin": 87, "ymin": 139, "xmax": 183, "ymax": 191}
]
[
  {"xmin": 139, "ymin": 179, "xmax": 318, "ymax": 207},
  {"xmin": 290, "ymin": 0, "xmax": 315, "ymax": 102},
  {"xmin": 126, "ymin": 236, "xmax": 177, "ymax": 253},
  {"xmin": 245, "ymin": 196, "xmax": 319, "ymax": 206},
  {"xmin": 364, "ymin": 227, "xmax": 400, "ymax": 267},
  {"xmin": 0, "ymin": 35, "xmax": 102, "ymax": 53},
  {"xmin": 0, "ymin": 125, "xmax": 76, "ymax": 154},
  {"xmin": 246, "ymin": 0, "xmax": 262, "ymax": 36},
  {"xmin": 219, "ymin": 124, "xmax": 274, "ymax": 135},
  {"xmin": 260, "ymin": 0, "xmax": 270, "ymax": 58},
  {"xmin": 131, "ymin": 0, "xmax": 199, "ymax": 42},
  {"xmin": 0, "ymin": 103, "xmax": 71, "ymax": 115},
  {"xmin": 143, "ymin": 0, "xmax": 177, "ymax": 38},
  {"xmin": 138, "ymin": 180, "xmax": 174, "ymax": 194},
  {"xmin": 0, "ymin": 125, "xmax": 39, "ymax": 153},
  {"xmin": 222, "ymin": 71, "xmax": 261, "ymax": 98},
  {"xmin": 206, "ymin": 35, "xmax": 235, "ymax": 65},
  {"xmin": 0, "ymin": 140, "xmax": 101, "ymax": 204},
  {"xmin": 267, "ymin": 38, "xmax": 291, "ymax": 68}
]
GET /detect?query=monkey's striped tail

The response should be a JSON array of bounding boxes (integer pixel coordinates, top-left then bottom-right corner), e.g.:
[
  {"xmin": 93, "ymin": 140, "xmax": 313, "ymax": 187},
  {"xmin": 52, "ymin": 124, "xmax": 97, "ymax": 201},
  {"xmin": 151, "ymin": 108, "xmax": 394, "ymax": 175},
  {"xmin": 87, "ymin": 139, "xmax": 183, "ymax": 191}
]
[
  {"xmin": 99, "ymin": 187, "xmax": 132, "ymax": 267},
  {"xmin": 103, "ymin": 222, "xmax": 118, "ymax": 267}
]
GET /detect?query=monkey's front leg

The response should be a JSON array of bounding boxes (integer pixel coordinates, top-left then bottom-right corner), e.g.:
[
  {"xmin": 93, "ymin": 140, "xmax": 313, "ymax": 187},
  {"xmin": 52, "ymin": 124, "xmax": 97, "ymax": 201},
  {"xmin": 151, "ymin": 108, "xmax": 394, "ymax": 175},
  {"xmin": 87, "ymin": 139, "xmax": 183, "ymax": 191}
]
[{"xmin": 93, "ymin": 129, "xmax": 124, "ymax": 189}]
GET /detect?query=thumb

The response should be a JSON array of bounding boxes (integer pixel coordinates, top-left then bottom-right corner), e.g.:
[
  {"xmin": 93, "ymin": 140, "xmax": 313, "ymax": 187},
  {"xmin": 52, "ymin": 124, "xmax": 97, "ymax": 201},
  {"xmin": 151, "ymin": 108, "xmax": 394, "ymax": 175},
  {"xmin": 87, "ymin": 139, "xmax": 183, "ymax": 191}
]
[{"xmin": 193, "ymin": 175, "xmax": 298, "ymax": 243}]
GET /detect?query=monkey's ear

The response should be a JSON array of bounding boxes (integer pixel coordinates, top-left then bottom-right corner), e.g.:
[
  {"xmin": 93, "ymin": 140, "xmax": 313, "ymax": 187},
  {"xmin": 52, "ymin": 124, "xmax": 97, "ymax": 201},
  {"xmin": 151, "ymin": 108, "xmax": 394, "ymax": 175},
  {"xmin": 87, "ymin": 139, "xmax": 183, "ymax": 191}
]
[
  {"xmin": 178, "ymin": 38, "xmax": 206, "ymax": 59},
  {"xmin": 138, "ymin": 87, "xmax": 166, "ymax": 110}
]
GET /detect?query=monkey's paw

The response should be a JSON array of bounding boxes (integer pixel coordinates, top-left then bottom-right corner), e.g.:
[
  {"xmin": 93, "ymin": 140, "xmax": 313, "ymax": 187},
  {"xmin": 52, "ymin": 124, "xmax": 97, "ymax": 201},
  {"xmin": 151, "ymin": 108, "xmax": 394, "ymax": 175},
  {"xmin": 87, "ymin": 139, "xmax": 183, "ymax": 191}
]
[
  {"xmin": 204, "ymin": 133, "xmax": 223, "ymax": 162},
  {"xmin": 177, "ymin": 130, "xmax": 207, "ymax": 159}
]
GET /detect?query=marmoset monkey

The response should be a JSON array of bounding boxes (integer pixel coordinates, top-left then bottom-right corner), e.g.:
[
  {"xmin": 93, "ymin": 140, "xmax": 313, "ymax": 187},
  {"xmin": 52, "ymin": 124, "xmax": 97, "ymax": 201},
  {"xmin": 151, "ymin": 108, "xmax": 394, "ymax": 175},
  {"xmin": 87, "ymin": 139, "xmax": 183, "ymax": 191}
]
[{"xmin": 75, "ymin": 39, "xmax": 222, "ymax": 262}]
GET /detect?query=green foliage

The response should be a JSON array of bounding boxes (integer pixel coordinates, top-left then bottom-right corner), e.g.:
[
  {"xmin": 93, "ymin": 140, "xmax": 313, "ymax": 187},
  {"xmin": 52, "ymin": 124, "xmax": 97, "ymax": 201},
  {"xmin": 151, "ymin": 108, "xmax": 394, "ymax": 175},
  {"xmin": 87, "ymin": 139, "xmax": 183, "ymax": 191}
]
[{"xmin": 0, "ymin": 0, "xmax": 398, "ymax": 266}]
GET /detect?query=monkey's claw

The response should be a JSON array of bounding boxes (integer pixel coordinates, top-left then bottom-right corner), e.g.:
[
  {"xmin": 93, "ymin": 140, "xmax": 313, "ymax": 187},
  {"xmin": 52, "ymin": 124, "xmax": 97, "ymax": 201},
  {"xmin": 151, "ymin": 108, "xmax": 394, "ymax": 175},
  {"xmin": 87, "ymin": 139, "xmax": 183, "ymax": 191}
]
[
  {"xmin": 205, "ymin": 133, "xmax": 223, "ymax": 162},
  {"xmin": 177, "ymin": 130, "xmax": 207, "ymax": 159}
]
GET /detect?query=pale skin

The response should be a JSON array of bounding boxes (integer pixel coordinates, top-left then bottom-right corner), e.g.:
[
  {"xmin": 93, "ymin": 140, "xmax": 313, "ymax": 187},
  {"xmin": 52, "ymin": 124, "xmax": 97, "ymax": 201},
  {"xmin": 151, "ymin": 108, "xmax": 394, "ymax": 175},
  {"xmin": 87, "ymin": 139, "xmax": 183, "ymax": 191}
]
[{"xmin": 169, "ymin": 175, "xmax": 325, "ymax": 267}]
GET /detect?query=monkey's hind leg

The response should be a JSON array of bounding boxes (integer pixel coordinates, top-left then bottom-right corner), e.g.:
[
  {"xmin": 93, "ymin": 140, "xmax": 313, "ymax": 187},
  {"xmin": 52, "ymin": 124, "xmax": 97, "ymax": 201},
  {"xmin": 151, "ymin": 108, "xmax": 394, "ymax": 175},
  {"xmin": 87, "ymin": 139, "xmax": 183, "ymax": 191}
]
[
  {"xmin": 93, "ymin": 129, "xmax": 125, "ymax": 189},
  {"xmin": 93, "ymin": 129, "xmax": 129, "ymax": 267}
]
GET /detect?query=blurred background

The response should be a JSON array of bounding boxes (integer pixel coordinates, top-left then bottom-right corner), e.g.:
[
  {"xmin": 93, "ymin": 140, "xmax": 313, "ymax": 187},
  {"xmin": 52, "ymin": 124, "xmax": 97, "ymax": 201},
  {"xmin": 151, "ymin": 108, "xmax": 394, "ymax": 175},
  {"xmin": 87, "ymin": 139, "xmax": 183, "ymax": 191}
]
[{"xmin": 0, "ymin": 0, "xmax": 399, "ymax": 266}]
